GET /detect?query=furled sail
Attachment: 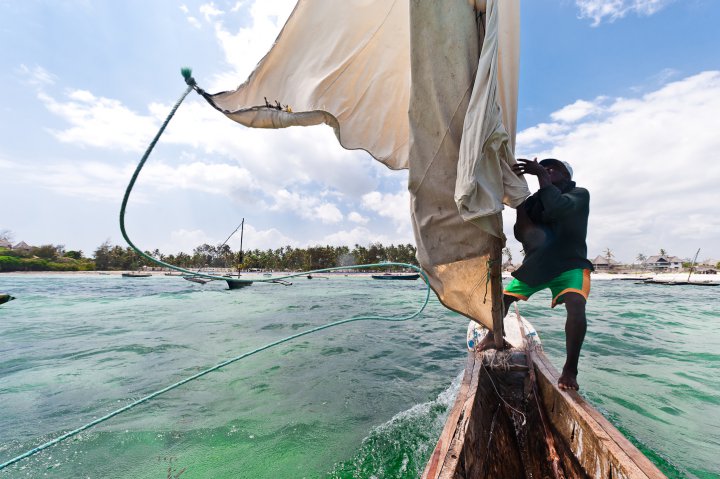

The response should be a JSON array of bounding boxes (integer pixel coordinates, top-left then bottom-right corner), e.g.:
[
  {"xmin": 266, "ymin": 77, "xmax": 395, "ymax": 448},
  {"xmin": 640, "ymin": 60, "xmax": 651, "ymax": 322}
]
[{"xmin": 201, "ymin": 0, "xmax": 528, "ymax": 329}]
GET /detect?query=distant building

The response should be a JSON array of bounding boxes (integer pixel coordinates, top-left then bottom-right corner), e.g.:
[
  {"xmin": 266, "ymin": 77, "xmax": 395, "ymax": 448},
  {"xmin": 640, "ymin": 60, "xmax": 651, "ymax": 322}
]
[
  {"xmin": 695, "ymin": 266, "xmax": 717, "ymax": 275},
  {"xmin": 591, "ymin": 255, "xmax": 620, "ymax": 270},
  {"xmin": 644, "ymin": 255, "xmax": 682, "ymax": 270},
  {"xmin": 13, "ymin": 241, "xmax": 33, "ymax": 252},
  {"xmin": 0, "ymin": 238, "xmax": 11, "ymax": 249}
]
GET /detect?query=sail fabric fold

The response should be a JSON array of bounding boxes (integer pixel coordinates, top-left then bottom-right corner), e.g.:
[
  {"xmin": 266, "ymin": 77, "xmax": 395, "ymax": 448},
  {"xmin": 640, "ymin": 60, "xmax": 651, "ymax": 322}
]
[
  {"xmin": 455, "ymin": 0, "xmax": 529, "ymax": 239},
  {"xmin": 204, "ymin": 0, "xmax": 410, "ymax": 170},
  {"xmin": 202, "ymin": 0, "xmax": 524, "ymax": 328}
]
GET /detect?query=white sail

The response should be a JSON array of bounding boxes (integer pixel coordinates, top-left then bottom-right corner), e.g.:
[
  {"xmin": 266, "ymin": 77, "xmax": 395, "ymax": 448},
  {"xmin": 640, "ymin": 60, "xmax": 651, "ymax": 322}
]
[{"xmin": 202, "ymin": 0, "xmax": 528, "ymax": 328}]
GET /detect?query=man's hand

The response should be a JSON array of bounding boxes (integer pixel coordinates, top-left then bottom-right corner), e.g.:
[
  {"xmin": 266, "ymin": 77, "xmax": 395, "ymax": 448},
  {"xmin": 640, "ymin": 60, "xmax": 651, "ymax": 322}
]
[{"xmin": 512, "ymin": 157, "xmax": 551, "ymax": 187}]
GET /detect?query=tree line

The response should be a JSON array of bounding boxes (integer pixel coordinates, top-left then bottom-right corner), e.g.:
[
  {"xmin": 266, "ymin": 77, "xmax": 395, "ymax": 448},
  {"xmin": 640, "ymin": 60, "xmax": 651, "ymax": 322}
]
[{"xmin": 0, "ymin": 239, "xmax": 419, "ymax": 272}]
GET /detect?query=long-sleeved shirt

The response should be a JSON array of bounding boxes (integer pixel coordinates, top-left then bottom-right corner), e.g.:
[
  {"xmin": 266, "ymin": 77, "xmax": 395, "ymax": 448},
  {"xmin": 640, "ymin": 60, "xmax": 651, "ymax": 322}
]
[{"xmin": 512, "ymin": 180, "xmax": 593, "ymax": 286}]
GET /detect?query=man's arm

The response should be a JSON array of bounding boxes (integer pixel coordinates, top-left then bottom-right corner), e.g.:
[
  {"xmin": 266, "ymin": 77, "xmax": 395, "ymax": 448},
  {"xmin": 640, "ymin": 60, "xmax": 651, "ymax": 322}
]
[{"xmin": 538, "ymin": 186, "xmax": 588, "ymax": 221}]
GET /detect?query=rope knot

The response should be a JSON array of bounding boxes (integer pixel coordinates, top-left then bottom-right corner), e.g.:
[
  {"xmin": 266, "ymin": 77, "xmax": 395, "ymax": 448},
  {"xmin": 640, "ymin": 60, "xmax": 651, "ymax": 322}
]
[{"xmin": 181, "ymin": 67, "xmax": 197, "ymax": 88}]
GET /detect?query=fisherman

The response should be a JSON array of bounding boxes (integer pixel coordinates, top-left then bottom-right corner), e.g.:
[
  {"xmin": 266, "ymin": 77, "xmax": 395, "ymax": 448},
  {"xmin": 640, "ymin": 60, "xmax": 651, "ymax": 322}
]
[{"xmin": 479, "ymin": 158, "xmax": 593, "ymax": 391}]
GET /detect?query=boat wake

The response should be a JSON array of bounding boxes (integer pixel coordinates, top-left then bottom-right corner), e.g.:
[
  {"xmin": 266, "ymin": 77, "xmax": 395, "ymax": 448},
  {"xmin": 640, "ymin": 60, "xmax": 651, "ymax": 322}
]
[{"xmin": 327, "ymin": 371, "xmax": 463, "ymax": 479}]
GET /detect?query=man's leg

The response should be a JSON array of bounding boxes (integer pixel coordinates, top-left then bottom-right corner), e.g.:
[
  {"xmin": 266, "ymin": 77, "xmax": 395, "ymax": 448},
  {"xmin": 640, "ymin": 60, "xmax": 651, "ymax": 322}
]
[
  {"xmin": 476, "ymin": 294, "xmax": 518, "ymax": 351},
  {"xmin": 558, "ymin": 292, "xmax": 587, "ymax": 390}
]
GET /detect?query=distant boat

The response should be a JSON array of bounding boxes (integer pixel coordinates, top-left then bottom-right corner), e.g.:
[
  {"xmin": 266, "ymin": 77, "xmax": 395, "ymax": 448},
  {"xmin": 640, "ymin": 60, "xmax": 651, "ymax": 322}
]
[
  {"xmin": 642, "ymin": 279, "xmax": 718, "ymax": 286},
  {"xmin": 183, "ymin": 275, "xmax": 211, "ymax": 285},
  {"xmin": 164, "ymin": 272, "xmax": 183, "ymax": 276},
  {"xmin": 371, "ymin": 273, "xmax": 420, "ymax": 280},
  {"xmin": 122, "ymin": 272, "xmax": 152, "ymax": 278},
  {"xmin": 0, "ymin": 293, "xmax": 15, "ymax": 305},
  {"xmin": 639, "ymin": 248, "xmax": 719, "ymax": 286},
  {"xmin": 225, "ymin": 218, "xmax": 253, "ymax": 290}
]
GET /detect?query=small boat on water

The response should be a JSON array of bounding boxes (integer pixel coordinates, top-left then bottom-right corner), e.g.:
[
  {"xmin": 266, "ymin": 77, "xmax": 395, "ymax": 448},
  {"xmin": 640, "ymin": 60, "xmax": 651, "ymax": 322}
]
[
  {"xmin": 423, "ymin": 313, "xmax": 666, "ymax": 479},
  {"xmin": 371, "ymin": 273, "xmax": 420, "ymax": 280},
  {"xmin": 641, "ymin": 279, "xmax": 718, "ymax": 286},
  {"xmin": 164, "ymin": 272, "xmax": 183, "ymax": 276},
  {"xmin": 0, "ymin": 293, "xmax": 15, "ymax": 305},
  {"xmin": 122, "ymin": 272, "xmax": 152, "ymax": 278},
  {"xmin": 183, "ymin": 275, "xmax": 211, "ymax": 285},
  {"xmin": 226, "ymin": 278, "xmax": 252, "ymax": 289},
  {"xmin": 639, "ymin": 248, "xmax": 719, "ymax": 286}
]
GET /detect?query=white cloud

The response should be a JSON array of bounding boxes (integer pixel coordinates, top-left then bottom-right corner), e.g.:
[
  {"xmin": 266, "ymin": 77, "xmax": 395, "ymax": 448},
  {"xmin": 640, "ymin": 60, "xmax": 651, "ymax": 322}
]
[
  {"xmin": 39, "ymin": 90, "xmax": 157, "ymax": 152},
  {"xmin": 348, "ymin": 211, "xmax": 369, "ymax": 224},
  {"xmin": 361, "ymin": 190, "xmax": 414, "ymax": 239},
  {"xmin": 550, "ymin": 99, "xmax": 602, "ymax": 123},
  {"xmin": 163, "ymin": 228, "xmax": 214, "ymax": 253},
  {"xmin": 18, "ymin": 64, "xmax": 56, "ymax": 87},
  {"xmin": 199, "ymin": 3, "xmax": 224, "ymax": 21},
  {"xmin": 362, "ymin": 191, "xmax": 409, "ymax": 224},
  {"xmin": 515, "ymin": 70, "xmax": 720, "ymax": 261},
  {"xmin": 270, "ymin": 189, "xmax": 343, "ymax": 224},
  {"xmin": 313, "ymin": 227, "xmax": 395, "ymax": 248},
  {"xmin": 576, "ymin": 0, "xmax": 674, "ymax": 26}
]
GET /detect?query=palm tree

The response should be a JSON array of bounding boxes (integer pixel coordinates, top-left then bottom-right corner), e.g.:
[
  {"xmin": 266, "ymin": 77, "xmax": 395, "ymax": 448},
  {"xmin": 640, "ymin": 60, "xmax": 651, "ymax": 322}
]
[
  {"xmin": 502, "ymin": 247, "xmax": 513, "ymax": 265},
  {"xmin": 636, "ymin": 253, "xmax": 646, "ymax": 264},
  {"xmin": 659, "ymin": 248, "xmax": 668, "ymax": 256}
]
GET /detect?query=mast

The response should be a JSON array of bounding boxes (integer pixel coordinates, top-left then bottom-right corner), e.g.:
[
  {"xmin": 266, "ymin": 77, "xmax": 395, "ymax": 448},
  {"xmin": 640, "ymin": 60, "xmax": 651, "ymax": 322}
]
[
  {"xmin": 687, "ymin": 248, "xmax": 700, "ymax": 282},
  {"xmin": 238, "ymin": 218, "xmax": 245, "ymax": 276}
]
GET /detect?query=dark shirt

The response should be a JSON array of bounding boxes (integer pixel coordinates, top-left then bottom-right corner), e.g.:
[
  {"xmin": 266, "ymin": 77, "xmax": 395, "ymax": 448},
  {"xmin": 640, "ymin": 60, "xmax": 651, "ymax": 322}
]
[{"xmin": 512, "ymin": 180, "xmax": 593, "ymax": 286}]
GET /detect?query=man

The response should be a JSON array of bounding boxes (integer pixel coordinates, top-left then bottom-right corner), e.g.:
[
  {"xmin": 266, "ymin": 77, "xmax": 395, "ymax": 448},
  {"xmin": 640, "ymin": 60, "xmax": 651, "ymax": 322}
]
[{"xmin": 479, "ymin": 158, "xmax": 593, "ymax": 391}]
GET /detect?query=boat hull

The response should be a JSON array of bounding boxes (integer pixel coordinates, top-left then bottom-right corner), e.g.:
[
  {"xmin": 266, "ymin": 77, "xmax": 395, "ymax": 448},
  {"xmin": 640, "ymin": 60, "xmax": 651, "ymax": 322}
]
[
  {"xmin": 371, "ymin": 274, "xmax": 420, "ymax": 280},
  {"xmin": 226, "ymin": 279, "xmax": 253, "ymax": 289},
  {"xmin": 423, "ymin": 346, "xmax": 666, "ymax": 479}
]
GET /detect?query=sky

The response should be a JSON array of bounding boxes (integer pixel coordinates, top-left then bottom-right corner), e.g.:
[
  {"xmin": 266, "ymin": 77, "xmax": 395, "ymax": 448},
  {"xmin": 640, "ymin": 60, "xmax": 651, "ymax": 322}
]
[{"xmin": 0, "ymin": 0, "xmax": 718, "ymax": 264}]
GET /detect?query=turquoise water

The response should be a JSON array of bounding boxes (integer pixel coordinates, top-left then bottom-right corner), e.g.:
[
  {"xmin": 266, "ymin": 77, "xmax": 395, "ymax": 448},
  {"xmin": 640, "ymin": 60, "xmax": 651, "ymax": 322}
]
[{"xmin": 0, "ymin": 275, "xmax": 718, "ymax": 478}]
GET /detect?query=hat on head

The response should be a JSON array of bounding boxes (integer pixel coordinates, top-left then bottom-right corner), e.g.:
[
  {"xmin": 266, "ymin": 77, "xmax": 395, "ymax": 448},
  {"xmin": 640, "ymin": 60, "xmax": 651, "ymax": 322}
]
[{"xmin": 539, "ymin": 158, "xmax": 573, "ymax": 179}]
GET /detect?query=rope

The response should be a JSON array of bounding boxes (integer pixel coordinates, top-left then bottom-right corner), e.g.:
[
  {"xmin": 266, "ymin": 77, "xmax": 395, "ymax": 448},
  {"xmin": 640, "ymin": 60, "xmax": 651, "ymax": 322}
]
[{"xmin": 0, "ymin": 69, "xmax": 433, "ymax": 472}]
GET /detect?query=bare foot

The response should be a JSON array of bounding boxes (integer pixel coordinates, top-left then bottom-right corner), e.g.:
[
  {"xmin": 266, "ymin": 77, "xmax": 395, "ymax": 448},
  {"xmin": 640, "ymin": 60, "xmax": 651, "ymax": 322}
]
[
  {"xmin": 476, "ymin": 332, "xmax": 512, "ymax": 351},
  {"xmin": 558, "ymin": 369, "xmax": 579, "ymax": 391}
]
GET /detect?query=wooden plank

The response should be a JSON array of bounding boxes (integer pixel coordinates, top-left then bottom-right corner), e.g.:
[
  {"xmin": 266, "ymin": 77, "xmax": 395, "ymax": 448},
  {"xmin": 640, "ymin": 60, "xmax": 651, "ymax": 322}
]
[
  {"xmin": 533, "ymin": 351, "xmax": 666, "ymax": 479},
  {"xmin": 490, "ymin": 241, "xmax": 504, "ymax": 349},
  {"xmin": 422, "ymin": 351, "xmax": 481, "ymax": 479}
]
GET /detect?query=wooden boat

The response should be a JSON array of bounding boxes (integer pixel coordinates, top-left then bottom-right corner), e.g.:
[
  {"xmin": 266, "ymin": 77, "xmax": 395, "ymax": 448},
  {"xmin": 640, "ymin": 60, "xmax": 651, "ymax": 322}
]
[
  {"xmin": 225, "ymin": 218, "xmax": 253, "ymax": 290},
  {"xmin": 226, "ymin": 278, "xmax": 252, "ymax": 289},
  {"xmin": 0, "ymin": 293, "xmax": 15, "ymax": 305},
  {"xmin": 371, "ymin": 273, "xmax": 420, "ymax": 280},
  {"xmin": 121, "ymin": 272, "xmax": 152, "ymax": 278},
  {"xmin": 183, "ymin": 275, "xmax": 212, "ymax": 285},
  {"xmin": 423, "ymin": 313, "xmax": 666, "ymax": 479},
  {"xmin": 641, "ymin": 279, "xmax": 718, "ymax": 286}
]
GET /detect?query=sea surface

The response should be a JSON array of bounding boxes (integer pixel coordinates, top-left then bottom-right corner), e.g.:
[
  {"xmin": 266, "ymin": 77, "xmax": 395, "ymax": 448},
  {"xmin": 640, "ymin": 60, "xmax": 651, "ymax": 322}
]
[{"xmin": 0, "ymin": 274, "xmax": 718, "ymax": 478}]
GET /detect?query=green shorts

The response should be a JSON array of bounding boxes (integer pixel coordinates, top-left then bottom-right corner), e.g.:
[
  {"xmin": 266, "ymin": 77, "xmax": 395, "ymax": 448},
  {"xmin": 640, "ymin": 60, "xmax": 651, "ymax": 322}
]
[{"xmin": 504, "ymin": 268, "xmax": 591, "ymax": 308}]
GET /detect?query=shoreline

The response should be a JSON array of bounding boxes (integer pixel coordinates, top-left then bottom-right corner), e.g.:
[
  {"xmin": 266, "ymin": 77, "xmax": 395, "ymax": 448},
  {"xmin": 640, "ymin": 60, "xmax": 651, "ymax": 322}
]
[{"xmin": 2, "ymin": 270, "xmax": 718, "ymax": 282}]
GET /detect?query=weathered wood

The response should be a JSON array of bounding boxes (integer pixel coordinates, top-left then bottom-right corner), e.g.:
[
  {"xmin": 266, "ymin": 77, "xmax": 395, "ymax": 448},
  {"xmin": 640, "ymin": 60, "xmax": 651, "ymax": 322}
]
[
  {"xmin": 490, "ymin": 241, "xmax": 504, "ymax": 350},
  {"xmin": 422, "ymin": 353, "xmax": 480, "ymax": 479},
  {"xmin": 422, "ymin": 343, "xmax": 668, "ymax": 479},
  {"xmin": 533, "ymin": 351, "xmax": 666, "ymax": 479}
]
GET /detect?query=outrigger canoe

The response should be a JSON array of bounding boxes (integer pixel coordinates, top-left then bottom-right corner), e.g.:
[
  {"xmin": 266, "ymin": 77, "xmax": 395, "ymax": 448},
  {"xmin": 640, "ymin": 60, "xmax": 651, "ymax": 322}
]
[{"xmin": 423, "ymin": 312, "xmax": 666, "ymax": 479}]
